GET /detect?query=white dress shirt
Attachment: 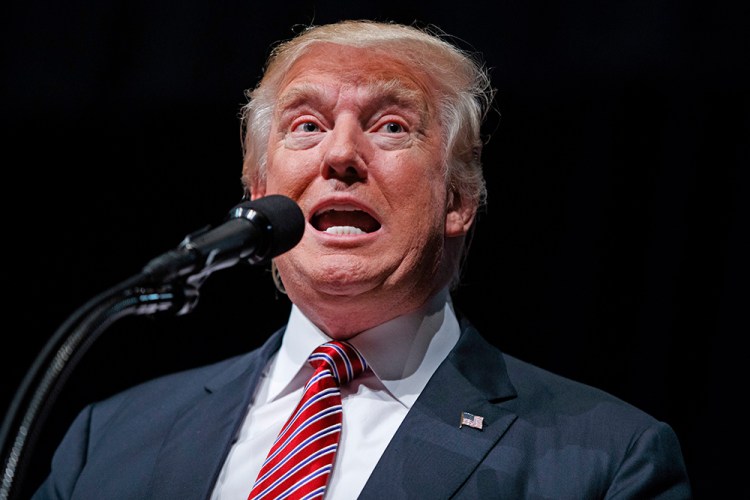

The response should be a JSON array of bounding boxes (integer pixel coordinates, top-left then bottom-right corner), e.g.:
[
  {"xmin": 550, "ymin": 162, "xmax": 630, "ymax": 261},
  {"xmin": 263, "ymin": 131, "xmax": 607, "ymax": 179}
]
[{"xmin": 211, "ymin": 287, "xmax": 461, "ymax": 499}]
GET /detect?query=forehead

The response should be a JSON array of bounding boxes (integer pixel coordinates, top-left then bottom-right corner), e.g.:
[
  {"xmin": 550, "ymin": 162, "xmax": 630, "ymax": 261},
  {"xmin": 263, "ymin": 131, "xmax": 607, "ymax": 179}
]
[{"xmin": 276, "ymin": 44, "xmax": 436, "ymax": 110}]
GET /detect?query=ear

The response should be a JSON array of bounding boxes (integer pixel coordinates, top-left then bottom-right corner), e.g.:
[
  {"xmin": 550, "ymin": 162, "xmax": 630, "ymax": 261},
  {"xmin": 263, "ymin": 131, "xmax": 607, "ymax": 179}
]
[
  {"xmin": 250, "ymin": 179, "xmax": 267, "ymax": 201},
  {"xmin": 242, "ymin": 158, "xmax": 266, "ymax": 201},
  {"xmin": 245, "ymin": 169, "xmax": 266, "ymax": 200},
  {"xmin": 445, "ymin": 194, "xmax": 477, "ymax": 237}
]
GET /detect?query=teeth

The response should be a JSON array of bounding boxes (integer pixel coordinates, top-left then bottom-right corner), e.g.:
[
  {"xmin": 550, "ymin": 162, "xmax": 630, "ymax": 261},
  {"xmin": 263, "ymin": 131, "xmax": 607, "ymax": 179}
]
[
  {"xmin": 318, "ymin": 205, "xmax": 359, "ymax": 215},
  {"xmin": 325, "ymin": 226, "xmax": 366, "ymax": 235}
]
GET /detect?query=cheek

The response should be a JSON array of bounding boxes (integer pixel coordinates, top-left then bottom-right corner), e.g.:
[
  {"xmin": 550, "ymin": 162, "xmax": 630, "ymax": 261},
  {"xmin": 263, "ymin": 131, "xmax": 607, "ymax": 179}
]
[
  {"xmin": 387, "ymin": 157, "xmax": 447, "ymax": 209},
  {"xmin": 384, "ymin": 167, "xmax": 447, "ymax": 235},
  {"xmin": 265, "ymin": 147, "xmax": 320, "ymax": 199},
  {"xmin": 383, "ymin": 147, "xmax": 440, "ymax": 183}
]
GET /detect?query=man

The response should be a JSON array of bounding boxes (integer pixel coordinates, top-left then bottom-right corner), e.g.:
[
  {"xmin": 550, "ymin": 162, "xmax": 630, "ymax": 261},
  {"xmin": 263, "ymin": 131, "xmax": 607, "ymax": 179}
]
[{"xmin": 33, "ymin": 20, "xmax": 691, "ymax": 499}]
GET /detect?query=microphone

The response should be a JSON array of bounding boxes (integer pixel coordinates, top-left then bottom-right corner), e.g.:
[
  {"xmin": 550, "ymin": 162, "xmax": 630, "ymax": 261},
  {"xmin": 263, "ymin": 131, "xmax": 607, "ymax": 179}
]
[{"xmin": 141, "ymin": 194, "xmax": 305, "ymax": 284}]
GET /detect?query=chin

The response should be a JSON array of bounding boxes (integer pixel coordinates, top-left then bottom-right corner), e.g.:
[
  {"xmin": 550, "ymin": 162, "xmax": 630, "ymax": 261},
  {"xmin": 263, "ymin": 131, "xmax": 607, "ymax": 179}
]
[{"xmin": 309, "ymin": 275, "xmax": 378, "ymax": 299}]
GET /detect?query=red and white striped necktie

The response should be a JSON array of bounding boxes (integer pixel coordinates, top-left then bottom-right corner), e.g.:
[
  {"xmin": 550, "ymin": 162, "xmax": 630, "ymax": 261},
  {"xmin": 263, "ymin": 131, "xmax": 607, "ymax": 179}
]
[{"xmin": 248, "ymin": 340, "xmax": 368, "ymax": 500}]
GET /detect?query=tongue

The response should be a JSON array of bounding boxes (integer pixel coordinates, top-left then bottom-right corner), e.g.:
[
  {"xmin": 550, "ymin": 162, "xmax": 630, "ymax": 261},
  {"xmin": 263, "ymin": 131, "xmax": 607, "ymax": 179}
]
[{"xmin": 314, "ymin": 210, "xmax": 380, "ymax": 233}]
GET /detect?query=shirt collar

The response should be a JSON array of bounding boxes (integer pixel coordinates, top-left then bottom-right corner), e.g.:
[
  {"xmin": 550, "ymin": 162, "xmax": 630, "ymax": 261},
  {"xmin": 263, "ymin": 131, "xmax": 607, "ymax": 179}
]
[{"xmin": 264, "ymin": 287, "xmax": 461, "ymax": 409}]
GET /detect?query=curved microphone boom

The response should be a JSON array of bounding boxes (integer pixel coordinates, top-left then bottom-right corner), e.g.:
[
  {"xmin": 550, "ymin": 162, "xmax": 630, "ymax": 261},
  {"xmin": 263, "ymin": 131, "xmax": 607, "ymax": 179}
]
[
  {"xmin": 0, "ymin": 194, "xmax": 305, "ymax": 500},
  {"xmin": 141, "ymin": 194, "xmax": 305, "ymax": 284}
]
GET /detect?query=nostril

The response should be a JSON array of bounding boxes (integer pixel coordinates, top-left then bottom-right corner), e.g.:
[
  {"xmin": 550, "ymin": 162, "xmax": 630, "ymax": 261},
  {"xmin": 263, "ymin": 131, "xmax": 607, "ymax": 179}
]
[
  {"xmin": 343, "ymin": 165, "xmax": 363, "ymax": 179},
  {"xmin": 322, "ymin": 162, "xmax": 367, "ymax": 183}
]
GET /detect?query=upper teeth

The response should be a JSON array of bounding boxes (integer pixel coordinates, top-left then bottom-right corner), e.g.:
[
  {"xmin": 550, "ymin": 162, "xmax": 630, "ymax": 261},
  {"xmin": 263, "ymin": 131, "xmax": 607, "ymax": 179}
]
[
  {"xmin": 319, "ymin": 205, "xmax": 359, "ymax": 215},
  {"xmin": 325, "ymin": 226, "xmax": 365, "ymax": 235}
]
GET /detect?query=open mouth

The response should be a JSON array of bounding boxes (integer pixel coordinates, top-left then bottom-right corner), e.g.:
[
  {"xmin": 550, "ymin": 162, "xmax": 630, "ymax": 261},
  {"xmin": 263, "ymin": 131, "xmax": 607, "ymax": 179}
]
[{"xmin": 311, "ymin": 206, "xmax": 381, "ymax": 235}]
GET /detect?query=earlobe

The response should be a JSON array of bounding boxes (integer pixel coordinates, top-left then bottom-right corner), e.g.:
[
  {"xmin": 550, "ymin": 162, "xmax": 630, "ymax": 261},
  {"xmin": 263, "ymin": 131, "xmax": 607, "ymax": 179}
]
[{"xmin": 250, "ymin": 177, "xmax": 267, "ymax": 201}]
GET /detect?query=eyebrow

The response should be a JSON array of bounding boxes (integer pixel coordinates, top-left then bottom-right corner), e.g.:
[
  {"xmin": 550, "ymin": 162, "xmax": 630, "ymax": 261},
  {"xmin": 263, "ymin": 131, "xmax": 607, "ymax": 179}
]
[
  {"xmin": 366, "ymin": 79, "xmax": 429, "ymax": 116},
  {"xmin": 276, "ymin": 79, "xmax": 430, "ymax": 121}
]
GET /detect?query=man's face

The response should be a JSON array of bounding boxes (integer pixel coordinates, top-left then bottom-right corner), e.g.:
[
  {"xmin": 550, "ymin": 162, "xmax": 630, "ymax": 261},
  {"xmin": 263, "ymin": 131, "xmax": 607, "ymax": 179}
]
[{"xmin": 253, "ymin": 44, "xmax": 474, "ymax": 337}]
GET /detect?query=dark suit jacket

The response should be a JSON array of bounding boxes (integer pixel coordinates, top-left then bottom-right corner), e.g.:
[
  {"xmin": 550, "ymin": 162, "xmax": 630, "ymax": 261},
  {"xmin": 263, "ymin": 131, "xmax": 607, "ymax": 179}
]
[{"xmin": 32, "ymin": 317, "xmax": 692, "ymax": 499}]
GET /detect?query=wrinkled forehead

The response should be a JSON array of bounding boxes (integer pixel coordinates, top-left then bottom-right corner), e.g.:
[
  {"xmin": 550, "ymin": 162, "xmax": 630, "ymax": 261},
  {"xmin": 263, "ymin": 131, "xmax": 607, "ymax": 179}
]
[{"xmin": 275, "ymin": 43, "xmax": 438, "ymax": 114}]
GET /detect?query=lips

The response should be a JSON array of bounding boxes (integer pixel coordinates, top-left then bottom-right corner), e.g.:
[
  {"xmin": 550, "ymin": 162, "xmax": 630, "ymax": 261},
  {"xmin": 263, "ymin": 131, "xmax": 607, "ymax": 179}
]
[{"xmin": 311, "ymin": 204, "xmax": 381, "ymax": 235}]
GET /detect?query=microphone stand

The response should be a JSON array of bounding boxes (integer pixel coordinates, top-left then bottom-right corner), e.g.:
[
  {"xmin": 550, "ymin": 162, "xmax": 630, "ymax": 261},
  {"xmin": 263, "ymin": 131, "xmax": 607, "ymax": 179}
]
[
  {"xmin": 0, "ymin": 194, "xmax": 304, "ymax": 499},
  {"xmin": 0, "ymin": 272, "xmax": 202, "ymax": 500}
]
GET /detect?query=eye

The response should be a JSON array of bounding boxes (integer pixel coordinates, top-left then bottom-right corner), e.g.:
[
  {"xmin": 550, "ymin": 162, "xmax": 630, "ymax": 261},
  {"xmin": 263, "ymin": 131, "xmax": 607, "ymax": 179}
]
[
  {"xmin": 293, "ymin": 121, "xmax": 320, "ymax": 133},
  {"xmin": 379, "ymin": 122, "xmax": 405, "ymax": 134}
]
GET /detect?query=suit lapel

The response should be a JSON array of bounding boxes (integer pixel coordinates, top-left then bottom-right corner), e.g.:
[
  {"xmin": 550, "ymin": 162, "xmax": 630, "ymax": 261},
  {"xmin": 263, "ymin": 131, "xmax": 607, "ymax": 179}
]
[
  {"xmin": 147, "ymin": 329, "xmax": 284, "ymax": 500},
  {"xmin": 359, "ymin": 321, "xmax": 518, "ymax": 499}
]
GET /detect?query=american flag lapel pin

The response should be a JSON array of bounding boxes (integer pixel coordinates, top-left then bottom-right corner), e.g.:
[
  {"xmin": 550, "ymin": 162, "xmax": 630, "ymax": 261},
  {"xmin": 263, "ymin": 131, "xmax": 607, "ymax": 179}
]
[{"xmin": 459, "ymin": 411, "xmax": 484, "ymax": 430}]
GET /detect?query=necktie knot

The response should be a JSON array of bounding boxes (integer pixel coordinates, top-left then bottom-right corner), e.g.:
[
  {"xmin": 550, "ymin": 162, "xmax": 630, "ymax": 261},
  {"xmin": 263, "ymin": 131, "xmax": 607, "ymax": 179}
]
[{"xmin": 308, "ymin": 341, "xmax": 368, "ymax": 386}]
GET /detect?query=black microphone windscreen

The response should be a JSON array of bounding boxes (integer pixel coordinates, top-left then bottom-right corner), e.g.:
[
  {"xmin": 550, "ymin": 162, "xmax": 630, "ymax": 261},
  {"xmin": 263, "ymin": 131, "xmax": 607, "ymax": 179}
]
[{"xmin": 232, "ymin": 194, "xmax": 305, "ymax": 260}]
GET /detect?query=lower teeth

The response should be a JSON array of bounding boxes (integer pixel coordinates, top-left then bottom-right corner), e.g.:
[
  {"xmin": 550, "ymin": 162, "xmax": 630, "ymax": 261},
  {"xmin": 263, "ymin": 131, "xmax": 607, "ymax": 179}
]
[{"xmin": 325, "ymin": 226, "xmax": 365, "ymax": 235}]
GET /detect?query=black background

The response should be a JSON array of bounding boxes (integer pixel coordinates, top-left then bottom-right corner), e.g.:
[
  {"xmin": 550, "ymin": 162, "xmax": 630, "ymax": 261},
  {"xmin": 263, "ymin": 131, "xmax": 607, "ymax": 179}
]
[{"xmin": 2, "ymin": 1, "xmax": 747, "ymax": 498}]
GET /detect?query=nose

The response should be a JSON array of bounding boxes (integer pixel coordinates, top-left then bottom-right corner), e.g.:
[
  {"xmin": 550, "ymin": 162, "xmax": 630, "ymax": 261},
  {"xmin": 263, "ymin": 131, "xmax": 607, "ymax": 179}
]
[{"xmin": 321, "ymin": 116, "xmax": 367, "ymax": 183}]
